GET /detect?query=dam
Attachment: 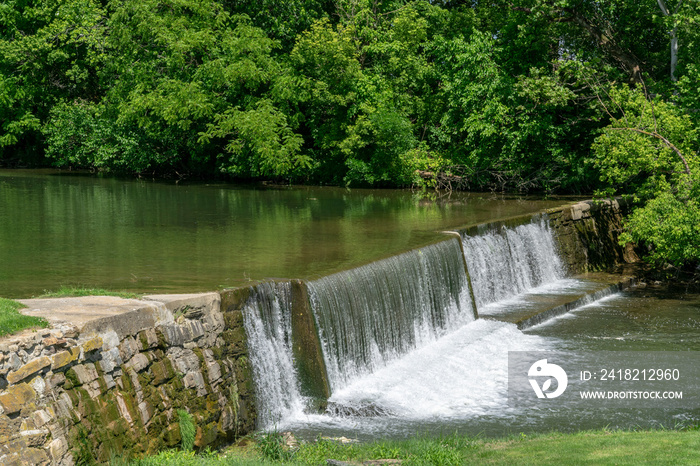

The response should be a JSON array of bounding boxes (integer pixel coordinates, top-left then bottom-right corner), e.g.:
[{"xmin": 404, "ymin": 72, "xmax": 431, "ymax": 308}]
[
  {"xmin": 240, "ymin": 208, "xmax": 644, "ymax": 439},
  {"xmin": 4, "ymin": 179, "xmax": 695, "ymax": 463}
]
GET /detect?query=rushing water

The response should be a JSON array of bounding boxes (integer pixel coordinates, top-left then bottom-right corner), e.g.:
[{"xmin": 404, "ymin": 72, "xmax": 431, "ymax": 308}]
[
  {"xmin": 0, "ymin": 169, "xmax": 568, "ymax": 297},
  {"xmin": 274, "ymin": 287, "xmax": 700, "ymax": 440},
  {"xmin": 307, "ymin": 239, "xmax": 475, "ymax": 392},
  {"xmin": 461, "ymin": 218, "xmax": 565, "ymax": 307},
  {"xmin": 241, "ymin": 282, "xmax": 305, "ymax": 429},
  {"xmin": 242, "ymin": 218, "xmax": 700, "ymax": 440}
]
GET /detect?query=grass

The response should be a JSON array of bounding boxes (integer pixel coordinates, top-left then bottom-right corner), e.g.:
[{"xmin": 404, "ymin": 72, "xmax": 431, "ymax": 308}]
[
  {"xmin": 178, "ymin": 409, "xmax": 196, "ymax": 452},
  {"xmin": 112, "ymin": 428, "xmax": 700, "ymax": 465},
  {"xmin": 0, "ymin": 297, "xmax": 48, "ymax": 337},
  {"xmin": 467, "ymin": 429, "xmax": 700, "ymax": 465},
  {"xmin": 36, "ymin": 285, "xmax": 142, "ymax": 299}
]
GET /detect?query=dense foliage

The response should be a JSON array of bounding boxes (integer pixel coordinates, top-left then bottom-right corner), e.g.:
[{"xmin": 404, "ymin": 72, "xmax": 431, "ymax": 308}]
[{"xmin": 1, "ymin": 0, "xmax": 699, "ymax": 267}]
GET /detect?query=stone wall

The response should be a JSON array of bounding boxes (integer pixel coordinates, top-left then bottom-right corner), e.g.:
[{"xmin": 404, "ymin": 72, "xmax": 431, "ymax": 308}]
[
  {"xmin": 548, "ymin": 199, "xmax": 639, "ymax": 274},
  {"xmin": 0, "ymin": 292, "xmax": 256, "ymax": 465}
]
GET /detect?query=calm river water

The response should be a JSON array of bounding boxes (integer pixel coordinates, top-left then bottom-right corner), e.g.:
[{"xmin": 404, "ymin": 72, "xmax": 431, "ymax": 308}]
[{"xmin": 0, "ymin": 169, "xmax": 567, "ymax": 297}]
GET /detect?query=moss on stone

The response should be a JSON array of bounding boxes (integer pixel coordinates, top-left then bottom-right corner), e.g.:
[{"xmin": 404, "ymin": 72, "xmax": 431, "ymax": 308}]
[
  {"xmin": 96, "ymin": 376, "xmax": 109, "ymax": 394},
  {"xmin": 137, "ymin": 370, "xmax": 152, "ymax": 387},
  {"xmin": 0, "ymin": 293, "xmax": 256, "ymax": 463},
  {"xmin": 0, "ymin": 383, "xmax": 37, "ymax": 415},
  {"xmin": 234, "ymin": 357, "xmax": 254, "ymax": 397},
  {"xmin": 155, "ymin": 329, "xmax": 168, "ymax": 349},
  {"xmin": 220, "ymin": 288, "xmax": 251, "ymax": 313},
  {"xmin": 138, "ymin": 331, "xmax": 150, "ymax": 351},
  {"xmin": 118, "ymin": 366, "xmax": 134, "ymax": 392},
  {"xmin": 76, "ymin": 389, "xmax": 99, "ymax": 419},
  {"xmin": 210, "ymin": 346, "xmax": 223, "ymax": 360},
  {"xmin": 161, "ymin": 422, "xmax": 182, "ymax": 448},
  {"xmin": 148, "ymin": 412, "xmax": 166, "ymax": 433},
  {"xmin": 221, "ymin": 327, "xmax": 247, "ymax": 356},
  {"xmin": 64, "ymin": 367, "xmax": 81, "ymax": 389},
  {"xmin": 81, "ymin": 336, "xmax": 103, "ymax": 354},
  {"xmin": 97, "ymin": 437, "xmax": 124, "ymax": 463},
  {"xmin": 226, "ymin": 388, "xmax": 240, "ymax": 432},
  {"xmin": 194, "ymin": 421, "xmax": 219, "ymax": 448},
  {"xmin": 223, "ymin": 309, "xmax": 245, "ymax": 328},
  {"xmin": 71, "ymin": 426, "xmax": 95, "ymax": 466},
  {"xmin": 109, "ymin": 418, "xmax": 129, "ymax": 437},
  {"xmin": 150, "ymin": 360, "xmax": 175, "ymax": 385},
  {"xmin": 192, "ymin": 347, "xmax": 205, "ymax": 364},
  {"xmin": 100, "ymin": 398, "xmax": 122, "ymax": 427},
  {"xmin": 119, "ymin": 391, "xmax": 139, "ymax": 424}
]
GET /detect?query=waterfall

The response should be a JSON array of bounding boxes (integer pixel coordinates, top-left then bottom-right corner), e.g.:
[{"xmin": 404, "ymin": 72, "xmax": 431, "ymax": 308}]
[
  {"xmin": 237, "ymin": 213, "xmax": 631, "ymax": 435},
  {"xmin": 306, "ymin": 239, "xmax": 475, "ymax": 391},
  {"xmin": 241, "ymin": 281, "xmax": 305, "ymax": 429},
  {"xmin": 461, "ymin": 217, "xmax": 564, "ymax": 307},
  {"xmin": 240, "ymin": 215, "xmax": 576, "ymax": 427}
]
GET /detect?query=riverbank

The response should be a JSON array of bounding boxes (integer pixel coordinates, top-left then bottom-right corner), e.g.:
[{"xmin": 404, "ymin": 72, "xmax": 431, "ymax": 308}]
[
  {"xmin": 121, "ymin": 428, "xmax": 700, "ymax": 465},
  {"xmin": 0, "ymin": 298, "xmax": 47, "ymax": 337}
]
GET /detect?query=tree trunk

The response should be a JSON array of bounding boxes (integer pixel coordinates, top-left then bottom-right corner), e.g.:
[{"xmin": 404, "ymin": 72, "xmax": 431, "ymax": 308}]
[
  {"xmin": 670, "ymin": 25, "xmax": 678, "ymax": 82},
  {"xmin": 657, "ymin": 0, "xmax": 682, "ymax": 82},
  {"xmin": 566, "ymin": 11, "xmax": 644, "ymax": 85}
]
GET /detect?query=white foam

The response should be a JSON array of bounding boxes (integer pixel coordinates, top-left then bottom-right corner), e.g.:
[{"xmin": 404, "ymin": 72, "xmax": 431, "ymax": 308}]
[{"xmin": 284, "ymin": 319, "xmax": 547, "ymax": 428}]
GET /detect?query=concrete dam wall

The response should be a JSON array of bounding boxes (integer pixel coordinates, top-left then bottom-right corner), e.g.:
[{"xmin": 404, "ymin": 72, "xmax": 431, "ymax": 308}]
[{"xmin": 0, "ymin": 199, "xmax": 636, "ymax": 464}]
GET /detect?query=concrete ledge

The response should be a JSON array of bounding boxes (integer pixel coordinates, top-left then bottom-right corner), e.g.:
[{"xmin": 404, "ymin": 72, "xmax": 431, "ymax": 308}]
[
  {"xmin": 516, "ymin": 278, "xmax": 636, "ymax": 329},
  {"xmin": 17, "ymin": 297, "xmax": 164, "ymax": 338},
  {"xmin": 16, "ymin": 293, "xmax": 220, "ymax": 341}
]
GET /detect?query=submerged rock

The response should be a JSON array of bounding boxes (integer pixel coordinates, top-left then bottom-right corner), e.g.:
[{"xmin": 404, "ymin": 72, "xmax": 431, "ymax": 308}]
[
  {"xmin": 320, "ymin": 436, "xmax": 359, "ymax": 444},
  {"xmin": 325, "ymin": 402, "xmax": 394, "ymax": 418}
]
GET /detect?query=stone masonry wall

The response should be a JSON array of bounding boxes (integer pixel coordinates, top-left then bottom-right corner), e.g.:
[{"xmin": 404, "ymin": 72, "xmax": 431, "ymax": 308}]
[
  {"xmin": 0, "ymin": 292, "xmax": 256, "ymax": 465},
  {"xmin": 548, "ymin": 199, "xmax": 639, "ymax": 274}
]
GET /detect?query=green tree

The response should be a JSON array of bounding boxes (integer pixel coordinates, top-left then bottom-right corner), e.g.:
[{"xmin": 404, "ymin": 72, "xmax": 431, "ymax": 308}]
[
  {"xmin": 591, "ymin": 86, "xmax": 699, "ymax": 267},
  {"xmin": 0, "ymin": 0, "xmax": 107, "ymax": 164},
  {"xmin": 221, "ymin": 0, "xmax": 334, "ymax": 50},
  {"xmin": 45, "ymin": 0, "xmax": 309, "ymax": 178},
  {"xmin": 428, "ymin": 30, "xmax": 588, "ymax": 191},
  {"xmin": 2, "ymin": 0, "xmax": 698, "ymax": 205}
]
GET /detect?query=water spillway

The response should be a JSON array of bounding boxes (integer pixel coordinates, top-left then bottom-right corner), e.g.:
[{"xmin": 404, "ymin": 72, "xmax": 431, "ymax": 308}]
[
  {"xmin": 241, "ymin": 281, "xmax": 306, "ymax": 429},
  {"xmin": 306, "ymin": 239, "xmax": 476, "ymax": 391},
  {"xmin": 460, "ymin": 217, "xmax": 565, "ymax": 307},
  {"xmin": 240, "ymin": 213, "xmax": 635, "ymax": 434}
]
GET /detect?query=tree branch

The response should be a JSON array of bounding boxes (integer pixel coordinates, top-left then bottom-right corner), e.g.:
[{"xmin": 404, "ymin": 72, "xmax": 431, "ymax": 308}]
[
  {"xmin": 608, "ymin": 127, "xmax": 692, "ymax": 176},
  {"xmin": 510, "ymin": 2, "xmax": 644, "ymax": 84}
]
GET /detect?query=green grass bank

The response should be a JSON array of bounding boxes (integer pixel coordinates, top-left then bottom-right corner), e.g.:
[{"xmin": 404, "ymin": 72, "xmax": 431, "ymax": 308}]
[
  {"xmin": 118, "ymin": 429, "xmax": 700, "ymax": 465},
  {"xmin": 0, "ymin": 297, "xmax": 48, "ymax": 337},
  {"xmin": 35, "ymin": 286, "xmax": 142, "ymax": 299}
]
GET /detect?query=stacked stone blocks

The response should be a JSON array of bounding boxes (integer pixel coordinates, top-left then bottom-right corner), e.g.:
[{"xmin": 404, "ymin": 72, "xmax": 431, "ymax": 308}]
[
  {"xmin": 547, "ymin": 198, "xmax": 638, "ymax": 273},
  {"xmin": 0, "ymin": 292, "xmax": 256, "ymax": 465}
]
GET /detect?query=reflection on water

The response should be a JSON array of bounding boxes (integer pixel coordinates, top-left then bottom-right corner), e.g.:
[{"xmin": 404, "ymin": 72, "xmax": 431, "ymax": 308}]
[{"xmin": 0, "ymin": 169, "xmax": 566, "ymax": 297}]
